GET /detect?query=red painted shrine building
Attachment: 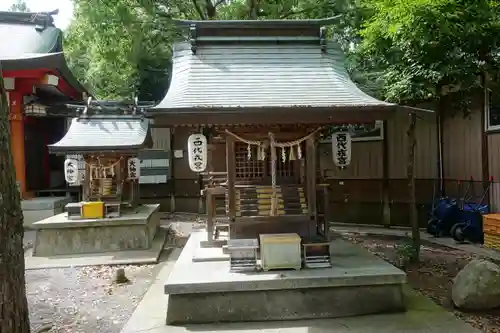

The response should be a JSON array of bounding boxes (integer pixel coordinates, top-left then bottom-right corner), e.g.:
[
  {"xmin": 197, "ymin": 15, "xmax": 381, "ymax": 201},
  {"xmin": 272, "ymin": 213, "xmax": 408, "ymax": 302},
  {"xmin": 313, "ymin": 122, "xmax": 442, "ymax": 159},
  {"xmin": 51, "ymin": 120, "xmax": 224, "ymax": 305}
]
[{"xmin": 0, "ymin": 10, "xmax": 87, "ymax": 199}]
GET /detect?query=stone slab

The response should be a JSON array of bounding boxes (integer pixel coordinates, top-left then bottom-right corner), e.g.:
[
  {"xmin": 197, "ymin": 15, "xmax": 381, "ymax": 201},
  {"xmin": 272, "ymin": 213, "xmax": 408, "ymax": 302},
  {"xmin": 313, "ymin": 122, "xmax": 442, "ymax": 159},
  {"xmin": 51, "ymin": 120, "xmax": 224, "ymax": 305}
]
[
  {"xmin": 192, "ymin": 246, "xmax": 229, "ymax": 262},
  {"xmin": 33, "ymin": 204, "xmax": 160, "ymax": 256},
  {"xmin": 22, "ymin": 196, "xmax": 71, "ymax": 211},
  {"xmin": 121, "ymin": 254, "xmax": 480, "ymax": 333},
  {"xmin": 32, "ymin": 204, "xmax": 160, "ymax": 229},
  {"xmin": 22, "ymin": 197, "xmax": 72, "ymax": 229},
  {"xmin": 167, "ymin": 283, "xmax": 404, "ymax": 324},
  {"xmin": 165, "ymin": 231, "xmax": 406, "ymax": 295},
  {"xmin": 25, "ymin": 229, "xmax": 168, "ymax": 270}
]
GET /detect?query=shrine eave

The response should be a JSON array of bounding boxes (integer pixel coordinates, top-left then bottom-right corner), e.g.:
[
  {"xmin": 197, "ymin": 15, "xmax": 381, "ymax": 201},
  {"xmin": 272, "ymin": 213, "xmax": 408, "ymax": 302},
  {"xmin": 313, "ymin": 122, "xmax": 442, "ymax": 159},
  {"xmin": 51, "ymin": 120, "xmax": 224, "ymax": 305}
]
[
  {"xmin": 2, "ymin": 52, "xmax": 87, "ymax": 95},
  {"xmin": 173, "ymin": 16, "xmax": 341, "ymax": 29},
  {"xmin": 48, "ymin": 117, "xmax": 152, "ymax": 154}
]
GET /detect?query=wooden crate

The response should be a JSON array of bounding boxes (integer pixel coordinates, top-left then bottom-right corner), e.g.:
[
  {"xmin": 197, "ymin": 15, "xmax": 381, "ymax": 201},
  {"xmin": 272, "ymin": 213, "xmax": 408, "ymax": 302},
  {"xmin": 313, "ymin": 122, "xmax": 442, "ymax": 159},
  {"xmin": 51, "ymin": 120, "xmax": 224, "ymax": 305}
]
[
  {"xmin": 483, "ymin": 214, "xmax": 500, "ymax": 235},
  {"xmin": 484, "ymin": 233, "xmax": 500, "ymax": 250}
]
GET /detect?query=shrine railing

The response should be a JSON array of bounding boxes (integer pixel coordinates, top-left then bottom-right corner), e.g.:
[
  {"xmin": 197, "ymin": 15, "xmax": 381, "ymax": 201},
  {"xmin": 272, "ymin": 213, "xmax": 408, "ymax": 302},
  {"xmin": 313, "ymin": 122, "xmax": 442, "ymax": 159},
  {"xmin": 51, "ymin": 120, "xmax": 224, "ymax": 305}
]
[{"xmin": 201, "ymin": 171, "xmax": 228, "ymax": 188}]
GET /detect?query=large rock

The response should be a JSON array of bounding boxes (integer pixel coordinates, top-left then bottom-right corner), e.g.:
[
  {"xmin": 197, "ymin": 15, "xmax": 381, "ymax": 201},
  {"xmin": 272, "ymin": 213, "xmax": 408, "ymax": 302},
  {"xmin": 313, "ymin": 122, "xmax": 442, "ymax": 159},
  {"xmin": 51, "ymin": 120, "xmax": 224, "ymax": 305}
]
[{"xmin": 452, "ymin": 259, "xmax": 500, "ymax": 310}]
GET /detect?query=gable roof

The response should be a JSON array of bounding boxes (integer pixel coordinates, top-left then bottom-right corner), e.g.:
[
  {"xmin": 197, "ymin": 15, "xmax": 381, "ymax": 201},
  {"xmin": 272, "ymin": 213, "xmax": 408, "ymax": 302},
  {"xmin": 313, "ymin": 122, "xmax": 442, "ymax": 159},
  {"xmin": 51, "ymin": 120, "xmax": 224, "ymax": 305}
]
[
  {"xmin": 147, "ymin": 18, "xmax": 426, "ymax": 125},
  {"xmin": 48, "ymin": 117, "xmax": 152, "ymax": 154},
  {"xmin": 152, "ymin": 41, "xmax": 393, "ymax": 110},
  {"xmin": 0, "ymin": 10, "xmax": 87, "ymax": 97}
]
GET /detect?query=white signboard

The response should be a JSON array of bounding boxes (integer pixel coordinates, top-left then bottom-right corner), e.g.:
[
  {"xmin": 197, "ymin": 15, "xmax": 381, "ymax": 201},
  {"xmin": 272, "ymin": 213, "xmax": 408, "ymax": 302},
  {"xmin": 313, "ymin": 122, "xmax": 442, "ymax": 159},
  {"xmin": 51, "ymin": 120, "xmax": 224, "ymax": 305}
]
[
  {"xmin": 64, "ymin": 158, "xmax": 79, "ymax": 184},
  {"xmin": 66, "ymin": 154, "xmax": 84, "ymax": 186},
  {"xmin": 187, "ymin": 133, "xmax": 207, "ymax": 172},
  {"xmin": 127, "ymin": 157, "xmax": 141, "ymax": 180},
  {"xmin": 332, "ymin": 132, "xmax": 352, "ymax": 168}
]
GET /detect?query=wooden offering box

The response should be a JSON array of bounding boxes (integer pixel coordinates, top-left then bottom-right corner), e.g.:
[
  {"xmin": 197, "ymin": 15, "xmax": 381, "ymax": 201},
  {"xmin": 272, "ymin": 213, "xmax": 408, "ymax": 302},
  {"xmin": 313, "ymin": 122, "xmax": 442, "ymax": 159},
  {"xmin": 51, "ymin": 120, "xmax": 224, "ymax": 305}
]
[{"xmin": 260, "ymin": 233, "xmax": 302, "ymax": 271}]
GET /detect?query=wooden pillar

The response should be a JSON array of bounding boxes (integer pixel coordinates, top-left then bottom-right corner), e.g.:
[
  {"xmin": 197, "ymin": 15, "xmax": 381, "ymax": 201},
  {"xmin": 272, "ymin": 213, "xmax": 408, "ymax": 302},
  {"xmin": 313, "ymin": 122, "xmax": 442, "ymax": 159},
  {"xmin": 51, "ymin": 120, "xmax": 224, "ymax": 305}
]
[
  {"xmin": 83, "ymin": 156, "xmax": 90, "ymax": 201},
  {"xmin": 306, "ymin": 135, "xmax": 317, "ymax": 236},
  {"xmin": 8, "ymin": 91, "xmax": 27, "ymax": 198},
  {"xmin": 205, "ymin": 141, "xmax": 215, "ymax": 243},
  {"xmin": 382, "ymin": 120, "xmax": 391, "ymax": 227},
  {"xmin": 226, "ymin": 134, "xmax": 236, "ymax": 224},
  {"xmin": 407, "ymin": 112, "xmax": 420, "ymax": 260},
  {"xmin": 206, "ymin": 189, "xmax": 214, "ymax": 243},
  {"xmin": 169, "ymin": 127, "xmax": 176, "ymax": 212}
]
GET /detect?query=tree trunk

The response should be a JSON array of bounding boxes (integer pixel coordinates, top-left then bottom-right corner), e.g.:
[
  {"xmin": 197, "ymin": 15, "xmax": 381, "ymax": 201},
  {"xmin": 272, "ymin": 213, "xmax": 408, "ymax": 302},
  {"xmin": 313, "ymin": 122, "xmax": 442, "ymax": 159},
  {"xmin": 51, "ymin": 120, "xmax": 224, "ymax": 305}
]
[
  {"xmin": 0, "ymin": 63, "xmax": 31, "ymax": 332},
  {"xmin": 407, "ymin": 111, "xmax": 420, "ymax": 262}
]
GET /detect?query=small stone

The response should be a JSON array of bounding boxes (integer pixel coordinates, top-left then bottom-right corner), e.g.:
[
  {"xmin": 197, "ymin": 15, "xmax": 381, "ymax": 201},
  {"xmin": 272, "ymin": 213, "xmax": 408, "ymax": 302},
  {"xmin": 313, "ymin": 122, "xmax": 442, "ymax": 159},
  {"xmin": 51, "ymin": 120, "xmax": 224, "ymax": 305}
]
[
  {"xmin": 35, "ymin": 323, "xmax": 53, "ymax": 333},
  {"xmin": 114, "ymin": 268, "xmax": 130, "ymax": 284}
]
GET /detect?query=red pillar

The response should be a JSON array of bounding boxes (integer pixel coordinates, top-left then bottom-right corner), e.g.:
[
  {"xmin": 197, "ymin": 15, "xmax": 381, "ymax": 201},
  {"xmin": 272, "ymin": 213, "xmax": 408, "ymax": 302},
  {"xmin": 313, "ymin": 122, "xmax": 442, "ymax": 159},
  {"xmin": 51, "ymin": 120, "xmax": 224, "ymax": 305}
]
[{"xmin": 8, "ymin": 91, "xmax": 29, "ymax": 199}]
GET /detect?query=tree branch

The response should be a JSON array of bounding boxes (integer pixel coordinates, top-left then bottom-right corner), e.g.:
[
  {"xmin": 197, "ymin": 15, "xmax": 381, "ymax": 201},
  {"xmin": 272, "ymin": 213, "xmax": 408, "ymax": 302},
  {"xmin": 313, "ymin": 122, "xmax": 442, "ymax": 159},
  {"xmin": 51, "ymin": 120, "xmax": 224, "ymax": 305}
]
[
  {"xmin": 280, "ymin": 5, "xmax": 322, "ymax": 19},
  {"xmin": 204, "ymin": 0, "xmax": 216, "ymax": 19},
  {"xmin": 214, "ymin": 0, "xmax": 226, "ymax": 7},
  {"xmin": 191, "ymin": 0, "xmax": 206, "ymax": 20}
]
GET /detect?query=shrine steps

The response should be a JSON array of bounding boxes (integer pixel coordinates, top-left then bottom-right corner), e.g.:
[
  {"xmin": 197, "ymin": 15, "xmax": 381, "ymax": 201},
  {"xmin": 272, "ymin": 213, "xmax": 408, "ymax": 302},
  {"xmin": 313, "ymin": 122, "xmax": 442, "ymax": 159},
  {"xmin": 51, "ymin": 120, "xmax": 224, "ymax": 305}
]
[
  {"xmin": 231, "ymin": 185, "xmax": 309, "ymax": 217},
  {"xmin": 164, "ymin": 231, "xmax": 407, "ymax": 325}
]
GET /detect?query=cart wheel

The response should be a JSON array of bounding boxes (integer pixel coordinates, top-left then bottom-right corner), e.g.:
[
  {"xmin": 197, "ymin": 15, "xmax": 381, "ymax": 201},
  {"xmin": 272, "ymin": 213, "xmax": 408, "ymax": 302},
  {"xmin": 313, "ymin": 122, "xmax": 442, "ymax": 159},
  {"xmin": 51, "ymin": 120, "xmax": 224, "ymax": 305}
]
[
  {"xmin": 451, "ymin": 223, "xmax": 466, "ymax": 243},
  {"xmin": 426, "ymin": 219, "xmax": 440, "ymax": 237}
]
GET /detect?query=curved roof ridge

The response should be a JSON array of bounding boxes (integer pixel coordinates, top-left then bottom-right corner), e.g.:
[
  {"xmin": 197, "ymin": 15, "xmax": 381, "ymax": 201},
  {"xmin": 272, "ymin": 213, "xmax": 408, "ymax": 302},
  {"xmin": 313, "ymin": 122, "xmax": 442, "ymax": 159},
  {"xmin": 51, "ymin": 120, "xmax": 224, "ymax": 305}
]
[
  {"xmin": 151, "ymin": 41, "xmax": 393, "ymax": 111},
  {"xmin": 0, "ymin": 10, "xmax": 56, "ymax": 27}
]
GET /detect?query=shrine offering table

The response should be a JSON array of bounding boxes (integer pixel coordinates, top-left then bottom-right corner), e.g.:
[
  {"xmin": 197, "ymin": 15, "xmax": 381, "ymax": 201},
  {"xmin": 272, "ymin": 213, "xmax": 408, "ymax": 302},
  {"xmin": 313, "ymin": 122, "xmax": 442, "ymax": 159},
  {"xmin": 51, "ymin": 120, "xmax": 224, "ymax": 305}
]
[
  {"xmin": 164, "ymin": 231, "xmax": 407, "ymax": 324},
  {"xmin": 32, "ymin": 204, "xmax": 160, "ymax": 256}
]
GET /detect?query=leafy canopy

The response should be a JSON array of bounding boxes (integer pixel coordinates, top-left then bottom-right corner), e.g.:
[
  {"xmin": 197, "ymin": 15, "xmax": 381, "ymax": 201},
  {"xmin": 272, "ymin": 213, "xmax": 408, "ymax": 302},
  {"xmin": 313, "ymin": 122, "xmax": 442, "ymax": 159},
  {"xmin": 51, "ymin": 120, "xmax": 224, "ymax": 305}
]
[{"xmin": 355, "ymin": 0, "xmax": 500, "ymax": 104}]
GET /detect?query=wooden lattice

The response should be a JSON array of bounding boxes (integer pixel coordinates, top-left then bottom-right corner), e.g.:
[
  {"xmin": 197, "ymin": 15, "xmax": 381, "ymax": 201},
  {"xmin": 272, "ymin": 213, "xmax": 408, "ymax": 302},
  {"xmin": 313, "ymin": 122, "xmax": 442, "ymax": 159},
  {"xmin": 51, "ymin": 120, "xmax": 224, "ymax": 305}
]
[
  {"xmin": 273, "ymin": 155, "xmax": 295, "ymax": 179},
  {"xmin": 235, "ymin": 143, "xmax": 264, "ymax": 180},
  {"xmin": 235, "ymin": 142, "xmax": 296, "ymax": 182}
]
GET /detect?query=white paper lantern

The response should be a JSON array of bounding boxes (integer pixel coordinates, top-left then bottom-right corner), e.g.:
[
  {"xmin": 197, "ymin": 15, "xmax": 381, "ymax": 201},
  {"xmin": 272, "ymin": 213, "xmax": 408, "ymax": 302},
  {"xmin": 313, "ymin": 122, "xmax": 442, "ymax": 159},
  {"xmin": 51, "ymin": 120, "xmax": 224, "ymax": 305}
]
[
  {"xmin": 127, "ymin": 157, "xmax": 141, "ymax": 180},
  {"xmin": 64, "ymin": 158, "xmax": 79, "ymax": 184},
  {"xmin": 332, "ymin": 132, "xmax": 352, "ymax": 168},
  {"xmin": 187, "ymin": 133, "xmax": 207, "ymax": 172}
]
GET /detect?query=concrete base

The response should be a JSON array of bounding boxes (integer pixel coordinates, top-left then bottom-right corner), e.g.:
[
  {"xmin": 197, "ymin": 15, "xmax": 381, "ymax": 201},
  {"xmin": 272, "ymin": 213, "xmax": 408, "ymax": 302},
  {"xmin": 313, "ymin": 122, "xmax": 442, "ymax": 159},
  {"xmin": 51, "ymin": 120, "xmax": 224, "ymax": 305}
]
[
  {"xmin": 22, "ymin": 196, "xmax": 72, "ymax": 229},
  {"xmin": 32, "ymin": 204, "xmax": 160, "ymax": 256},
  {"xmin": 25, "ymin": 228, "xmax": 169, "ymax": 270},
  {"xmin": 164, "ymin": 231, "xmax": 407, "ymax": 325}
]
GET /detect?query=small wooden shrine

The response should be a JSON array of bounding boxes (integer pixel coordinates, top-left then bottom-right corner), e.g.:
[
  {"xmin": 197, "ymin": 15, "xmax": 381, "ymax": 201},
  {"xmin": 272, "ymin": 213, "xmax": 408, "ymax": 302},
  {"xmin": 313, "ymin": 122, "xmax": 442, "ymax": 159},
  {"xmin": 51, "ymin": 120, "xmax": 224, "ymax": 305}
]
[
  {"xmin": 151, "ymin": 18, "xmax": 429, "ymax": 275},
  {"xmin": 48, "ymin": 98, "xmax": 152, "ymax": 219}
]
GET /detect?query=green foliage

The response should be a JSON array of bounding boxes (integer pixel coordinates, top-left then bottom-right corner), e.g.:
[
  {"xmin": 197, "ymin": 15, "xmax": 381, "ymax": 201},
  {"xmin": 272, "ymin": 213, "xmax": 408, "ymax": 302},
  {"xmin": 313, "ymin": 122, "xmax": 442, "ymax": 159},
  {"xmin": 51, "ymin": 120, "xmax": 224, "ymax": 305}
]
[
  {"xmin": 64, "ymin": 0, "xmax": 175, "ymax": 100},
  {"xmin": 9, "ymin": 0, "xmax": 29, "ymax": 12},
  {"xmin": 395, "ymin": 235, "xmax": 420, "ymax": 267},
  {"xmin": 64, "ymin": 0, "xmax": 350, "ymax": 100},
  {"xmin": 63, "ymin": 0, "xmax": 500, "ymax": 107},
  {"xmin": 355, "ymin": 0, "xmax": 500, "ymax": 105}
]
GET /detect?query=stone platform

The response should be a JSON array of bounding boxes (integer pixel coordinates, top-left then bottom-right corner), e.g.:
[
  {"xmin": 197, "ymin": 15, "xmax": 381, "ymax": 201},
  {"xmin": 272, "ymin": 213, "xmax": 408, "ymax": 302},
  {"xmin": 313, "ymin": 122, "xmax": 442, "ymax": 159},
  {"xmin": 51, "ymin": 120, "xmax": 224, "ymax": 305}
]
[
  {"xmin": 164, "ymin": 231, "xmax": 407, "ymax": 324},
  {"xmin": 22, "ymin": 196, "xmax": 72, "ymax": 229},
  {"xmin": 32, "ymin": 204, "xmax": 160, "ymax": 256}
]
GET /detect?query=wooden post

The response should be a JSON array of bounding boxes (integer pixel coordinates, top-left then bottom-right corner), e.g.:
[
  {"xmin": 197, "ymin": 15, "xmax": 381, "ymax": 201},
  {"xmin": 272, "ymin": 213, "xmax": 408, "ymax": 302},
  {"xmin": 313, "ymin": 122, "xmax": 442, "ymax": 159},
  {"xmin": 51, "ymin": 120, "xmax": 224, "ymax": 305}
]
[
  {"xmin": 382, "ymin": 120, "xmax": 391, "ymax": 227},
  {"xmin": 206, "ymin": 189, "xmax": 214, "ymax": 243},
  {"xmin": 306, "ymin": 135, "xmax": 317, "ymax": 236},
  {"xmin": 8, "ymin": 92, "xmax": 27, "ymax": 199},
  {"xmin": 226, "ymin": 134, "xmax": 236, "ymax": 222},
  {"xmin": 323, "ymin": 186, "xmax": 331, "ymax": 239},
  {"xmin": 269, "ymin": 133, "xmax": 278, "ymax": 216},
  {"xmin": 169, "ymin": 127, "xmax": 176, "ymax": 212},
  {"xmin": 407, "ymin": 112, "xmax": 420, "ymax": 261}
]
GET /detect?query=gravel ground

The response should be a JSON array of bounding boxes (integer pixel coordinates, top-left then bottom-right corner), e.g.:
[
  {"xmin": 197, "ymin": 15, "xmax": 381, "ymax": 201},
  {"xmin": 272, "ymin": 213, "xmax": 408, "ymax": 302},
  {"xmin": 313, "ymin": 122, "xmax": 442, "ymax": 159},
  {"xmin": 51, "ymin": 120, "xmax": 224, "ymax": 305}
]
[
  {"xmin": 27, "ymin": 263, "xmax": 164, "ymax": 333},
  {"xmin": 343, "ymin": 232, "xmax": 500, "ymax": 333},
  {"xmin": 24, "ymin": 214, "xmax": 202, "ymax": 333}
]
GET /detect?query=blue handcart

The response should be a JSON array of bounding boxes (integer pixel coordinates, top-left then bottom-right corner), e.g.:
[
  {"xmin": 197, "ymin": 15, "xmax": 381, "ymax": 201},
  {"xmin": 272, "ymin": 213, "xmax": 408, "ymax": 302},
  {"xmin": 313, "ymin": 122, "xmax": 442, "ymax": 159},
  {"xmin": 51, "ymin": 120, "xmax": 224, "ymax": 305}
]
[
  {"xmin": 450, "ymin": 178, "xmax": 493, "ymax": 244},
  {"xmin": 426, "ymin": 178, "xmax": 474, "ymax": 237}
]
